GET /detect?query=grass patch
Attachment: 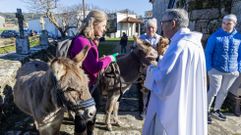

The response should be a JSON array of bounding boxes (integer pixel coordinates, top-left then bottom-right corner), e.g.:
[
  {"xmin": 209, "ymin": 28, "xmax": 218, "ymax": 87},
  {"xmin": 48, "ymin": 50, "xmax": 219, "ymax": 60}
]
[
  {"xmin": 98, "ymin": 42, "xmax": 117, "ymax": 57},
  {"xmin": 0, "ymin": 45, "xmax": 15, "ymax": 54},
  {"xmin": 30, "ymin": 39, "xmax": 40, "ymax": 47},
  {"xmin": 98, "ymin": 39, "xmax": 134, "ymax": 56},
  {"xmin": 0, "ymin": 28, "xmax": 6, "ymax": 33},
  {"xmin": 106, "ymin": 37, "xmax": 134, "ymax": 42},
  {"xmin": 0, "ymin": 46, "xmax": 16, "ymax": 54},
  {"xmin": 106, "ymin": 37, "xmax": 121, "ymax": 41},
  {"xmin": 0, "ymin": 38, "xmax": 40, "ymax": 54}
]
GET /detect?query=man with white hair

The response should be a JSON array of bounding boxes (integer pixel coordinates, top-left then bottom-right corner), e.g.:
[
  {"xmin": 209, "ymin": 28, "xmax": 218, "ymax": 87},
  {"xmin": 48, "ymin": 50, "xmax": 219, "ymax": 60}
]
[
  {"xmin": 140, "ymin": 18, "xmax": 161, "ymax": 48},
  {"xmin": 135, "ymin": 18, "xmax": 161, "ymax": 120},
  {"xmin": 205, "ymin": 14, "xmax": 241, "ymax": 124},
  {"xmin": 143, "ymin": 8, "xmax": 207, "ymax": 135}
]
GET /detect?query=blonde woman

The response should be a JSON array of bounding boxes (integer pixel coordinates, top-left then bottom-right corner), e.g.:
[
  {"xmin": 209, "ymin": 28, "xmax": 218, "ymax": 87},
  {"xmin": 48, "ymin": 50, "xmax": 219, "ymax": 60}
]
[
  {"xmin": 68, "ymin": 10, "xmax": 117, "ymax": 135},
  {"xmin": 69, "ymin": 10, "xmax": 116, "ymax": 86}
]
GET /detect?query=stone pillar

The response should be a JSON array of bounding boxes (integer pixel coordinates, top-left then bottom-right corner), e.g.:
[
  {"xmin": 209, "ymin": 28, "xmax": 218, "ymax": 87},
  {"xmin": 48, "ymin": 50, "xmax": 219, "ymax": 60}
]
[
  {"xmin": 127, "ymin": 23, "xmax": 130, "ymax": 36},
  {"xmin": 40, "ymin": 30, "xmax": 49, "ymax": 46},
  {"xmin": 120, "ymin": 24, "xmax": 122, "ymax": 37},
  {"xmin": 16, "ymin": 37, "xmax": 30, "ymax": 54},
  {"xmin": 138, "ymin": 23, "xmax": 141, "ymax": 36},
  {"xmin": 39, "ymin": 17, "xmax": 48, "ymax": 46},
  {"xmin": 15, "ymin": 8, "xmax": 30, "ymax": 55},
  {"xmin": 130, "ymin": 23, "xmax": 133, "ymax": 36},
  {"xmin": 40, "ymin": 16, "xmax": 45, "ymax": 30}
]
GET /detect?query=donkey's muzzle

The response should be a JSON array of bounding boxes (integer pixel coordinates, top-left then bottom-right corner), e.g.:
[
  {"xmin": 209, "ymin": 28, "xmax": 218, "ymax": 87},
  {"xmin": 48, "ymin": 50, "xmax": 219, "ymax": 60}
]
[
  {"xmin": 85, "ymin": 105, "xmax": 97, "ymax": 120},
  {"xmin": 73, "ymin": 98, "xmax": 97, "ymax": 120}
]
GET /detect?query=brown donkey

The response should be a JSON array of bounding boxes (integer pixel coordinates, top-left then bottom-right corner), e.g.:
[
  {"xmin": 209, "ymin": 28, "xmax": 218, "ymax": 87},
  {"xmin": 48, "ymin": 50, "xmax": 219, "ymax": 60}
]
[
  {"xmin": 99, "ymin": 36, "xmax": 158, "ymax": 131},
  {"xmin": 14, "ymin": 46, "xmax": 96, "ymax": 135},
  {"xmin": 138, "ymin": 37, "xmax": 169, "ymax": 119}
]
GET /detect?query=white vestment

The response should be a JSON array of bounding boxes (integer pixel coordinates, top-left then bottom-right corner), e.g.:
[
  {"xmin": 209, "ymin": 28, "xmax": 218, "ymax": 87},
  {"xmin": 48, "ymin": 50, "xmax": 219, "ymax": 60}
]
[{"xmin": 143, "ymin": 28, "xmax": 207, "ymax": 135}]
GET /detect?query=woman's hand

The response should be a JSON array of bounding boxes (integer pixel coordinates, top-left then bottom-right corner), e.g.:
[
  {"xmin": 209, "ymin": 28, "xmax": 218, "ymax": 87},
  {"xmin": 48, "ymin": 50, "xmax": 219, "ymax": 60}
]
[{"xmin": 108, "ymin": 53, "xmax": 119, "ymax": 62}]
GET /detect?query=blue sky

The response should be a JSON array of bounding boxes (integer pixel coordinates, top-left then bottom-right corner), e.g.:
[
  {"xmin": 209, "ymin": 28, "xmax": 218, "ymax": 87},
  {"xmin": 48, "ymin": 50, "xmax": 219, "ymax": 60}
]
[{"xmin": 0, "ymin": 0, "xmax": 152, "ymax": 16}]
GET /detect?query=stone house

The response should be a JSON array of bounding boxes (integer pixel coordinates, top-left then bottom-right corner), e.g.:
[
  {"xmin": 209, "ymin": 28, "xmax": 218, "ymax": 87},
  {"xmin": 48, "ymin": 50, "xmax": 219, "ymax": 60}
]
[{"xmin": 107, "ymin": 10, "xmax": 142, "ymax": 38}]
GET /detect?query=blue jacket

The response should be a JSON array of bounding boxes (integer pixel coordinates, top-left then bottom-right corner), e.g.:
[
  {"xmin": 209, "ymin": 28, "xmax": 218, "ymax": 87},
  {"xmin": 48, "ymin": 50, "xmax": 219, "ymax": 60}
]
[{"xmin": 205, "ymin": 28, "xmax": 241, "ymax": 72}]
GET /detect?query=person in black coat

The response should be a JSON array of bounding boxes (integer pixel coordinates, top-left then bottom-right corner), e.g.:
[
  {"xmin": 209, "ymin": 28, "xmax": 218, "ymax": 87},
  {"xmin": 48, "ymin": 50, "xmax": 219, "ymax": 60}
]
[{"xmin": 120, "ymin": 32, "xmax": 128, "ymax": 54}]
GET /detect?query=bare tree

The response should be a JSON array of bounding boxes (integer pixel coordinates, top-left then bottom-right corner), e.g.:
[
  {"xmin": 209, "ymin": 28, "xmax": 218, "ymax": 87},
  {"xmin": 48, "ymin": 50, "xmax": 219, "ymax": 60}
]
[
  {"xmin": 23, "ymin": 0, "xmax": 121, "ymax": 38},
  {"xmin": 56, "ymin": 5, "xmax": 83, "ymax": 37},
  {"xmin": 23, "ymin": 0, "xmax": 82, "ymax": 38}
]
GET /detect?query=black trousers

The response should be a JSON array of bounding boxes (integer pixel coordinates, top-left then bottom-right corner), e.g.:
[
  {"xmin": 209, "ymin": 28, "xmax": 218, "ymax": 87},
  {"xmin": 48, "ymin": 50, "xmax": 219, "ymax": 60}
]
[
  {"xmin": 137, "ymin": 82, "xmax": 151, "ymax": 114},
  {"xmin": 137, "ymin": 82, "xmax": 144, "ymax": 113},
  {"xmin": 91, "ymin": 86, "xmax": 101, "ymax": 111}
]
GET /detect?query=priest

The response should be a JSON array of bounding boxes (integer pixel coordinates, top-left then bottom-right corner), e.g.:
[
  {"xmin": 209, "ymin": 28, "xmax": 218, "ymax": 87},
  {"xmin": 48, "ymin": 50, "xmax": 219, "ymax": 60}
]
[{"xmin": 143, "ymin": 8, "xmax": 207, "ymax": 135}]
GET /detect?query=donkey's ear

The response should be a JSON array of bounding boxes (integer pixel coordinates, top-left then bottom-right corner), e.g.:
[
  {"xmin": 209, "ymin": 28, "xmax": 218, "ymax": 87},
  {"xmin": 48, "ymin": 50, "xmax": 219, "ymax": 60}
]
[
  {"xmin": 51, "ymin": 59, "xmax": 67, "ymax": 81},
  {"xmin": 73, "ymin": 45, "xmax": 90, "ymax": 65}
]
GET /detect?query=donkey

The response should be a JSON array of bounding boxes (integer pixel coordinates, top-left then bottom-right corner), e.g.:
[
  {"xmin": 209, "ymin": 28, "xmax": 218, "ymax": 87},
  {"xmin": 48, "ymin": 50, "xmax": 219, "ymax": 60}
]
[
  {"xmin": 138, "ymin": 37, "xmax": 170, "ymax": 119},
  {"xmin": 99, "ymin": 36, "xmax": 158, "ymax": 131},
  {"xmin": 13, "ymin": 46, "xmax": 96, "ymax": 135}
]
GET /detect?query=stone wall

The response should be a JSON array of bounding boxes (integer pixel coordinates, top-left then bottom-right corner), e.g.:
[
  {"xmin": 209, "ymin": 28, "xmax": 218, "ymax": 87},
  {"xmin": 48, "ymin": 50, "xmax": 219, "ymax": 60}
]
[
  {"xmin": 0, "ymin": 60, "xmax": 21, "ymax": 122},
  {"xmin": 151, "ymin": 0, "xmax": 170, "ymax": 33},
  {"xmin": 232, "ymin": 0, "xmax": 241, "ymax": 32},
  {"xmin": 151, "ymin": 0, "xmax": 241, "ymax": 44},
  {"xmin": 0, "ymin": 44, "xmax": 56, "ymax": 124},
  {"xmin": 187, "ymin": 0, "xmax": 233, "ymax": 44}
]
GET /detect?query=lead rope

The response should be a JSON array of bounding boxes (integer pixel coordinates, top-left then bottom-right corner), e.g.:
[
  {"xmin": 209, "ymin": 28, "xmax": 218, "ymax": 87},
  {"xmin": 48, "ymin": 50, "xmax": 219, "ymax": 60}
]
[
  {"xmin": 94, "ymin": 62, "xmax": 123, "ymax": 101},
  {"xmin": 90, "ymin": 62, "xmax": 110, "ymax": 94},
  {"xmin": 113, "ymin": 62, "xmax": 123, "ymax": 102}
]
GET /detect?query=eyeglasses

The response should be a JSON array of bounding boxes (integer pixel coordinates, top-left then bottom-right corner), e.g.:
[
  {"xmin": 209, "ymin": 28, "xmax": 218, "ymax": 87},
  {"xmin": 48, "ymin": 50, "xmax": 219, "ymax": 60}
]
[{"xmin": 160, "ymin": 19, "xmax": 173, "ymax": 24}]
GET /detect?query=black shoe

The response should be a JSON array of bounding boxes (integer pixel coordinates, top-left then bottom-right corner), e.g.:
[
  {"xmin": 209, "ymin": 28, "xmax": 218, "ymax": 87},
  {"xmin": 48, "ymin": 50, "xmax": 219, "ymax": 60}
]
[
  {"xmin": 208, "ymin": 113, "xmax": 212, "ymax": 124},
  {"xmin": 212, "ymin": 110, "xmax": 226, "ymax": 121},
  {"xmin": 138, "ymin": 112, "xmax": 145, "ymax": 120}
]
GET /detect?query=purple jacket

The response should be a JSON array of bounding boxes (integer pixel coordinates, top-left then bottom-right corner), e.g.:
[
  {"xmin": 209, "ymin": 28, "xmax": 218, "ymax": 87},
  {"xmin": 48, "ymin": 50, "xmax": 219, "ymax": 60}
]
[{"xmin": 68, "ymin": 36, "xmax": 112, "ymax": 86}]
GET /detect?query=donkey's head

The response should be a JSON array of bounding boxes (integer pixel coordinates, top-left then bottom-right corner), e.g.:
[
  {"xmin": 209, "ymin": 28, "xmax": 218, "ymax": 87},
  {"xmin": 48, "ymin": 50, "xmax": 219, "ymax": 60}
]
[
  {"xmin": 133, "ymin": 35, "xmax": 158, "ymax": 66},
  {"xmin": 50, "ymin": 46, "xmax": 96, "ymax": 120}
]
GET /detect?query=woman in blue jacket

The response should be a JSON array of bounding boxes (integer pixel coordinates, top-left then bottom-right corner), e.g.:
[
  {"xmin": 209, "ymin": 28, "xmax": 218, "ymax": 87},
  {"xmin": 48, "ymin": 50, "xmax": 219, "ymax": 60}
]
[{"xmin": 205, "ymin": 14, "xmax": 241, "ymax": 124}]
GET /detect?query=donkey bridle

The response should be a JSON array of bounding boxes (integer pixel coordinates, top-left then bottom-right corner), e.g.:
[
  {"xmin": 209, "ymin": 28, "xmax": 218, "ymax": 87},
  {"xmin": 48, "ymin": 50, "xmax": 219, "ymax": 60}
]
[
  {"xmin": 56, "ymin": 88, "xmax": 95, "ymax": 112},
  {"xmin": 100, "ymin": 51, "xmax": 144, "ymax": 101}
]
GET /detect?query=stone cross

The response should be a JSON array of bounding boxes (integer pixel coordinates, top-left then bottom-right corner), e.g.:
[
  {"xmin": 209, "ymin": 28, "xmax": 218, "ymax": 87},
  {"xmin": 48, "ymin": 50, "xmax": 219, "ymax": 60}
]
[
  {"xmin": 15, "ymin": 8, "xmax": 24, "ymax": 38},
  {"xmin": 15, "ymin": 8, "xmax": 30, "ymax": 55}
]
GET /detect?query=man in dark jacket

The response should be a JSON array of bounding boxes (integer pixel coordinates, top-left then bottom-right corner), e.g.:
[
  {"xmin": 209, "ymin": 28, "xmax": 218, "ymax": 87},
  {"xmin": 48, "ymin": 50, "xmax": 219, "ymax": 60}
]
[{"xmin": 120, "ymin": 32, "xmax": 128, "ymax": 54}]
